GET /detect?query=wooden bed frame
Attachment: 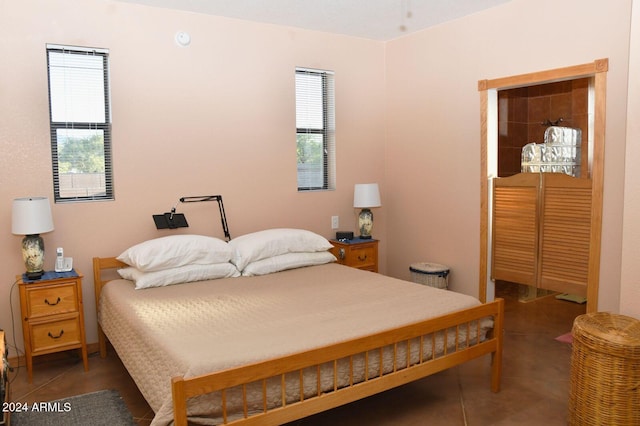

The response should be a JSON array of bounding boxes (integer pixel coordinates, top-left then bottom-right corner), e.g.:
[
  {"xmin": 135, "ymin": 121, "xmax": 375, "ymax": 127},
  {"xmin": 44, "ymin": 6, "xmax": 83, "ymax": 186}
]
[{"xmin": 93, "ymin": 257, "xmax": 504, "ymax": 426}]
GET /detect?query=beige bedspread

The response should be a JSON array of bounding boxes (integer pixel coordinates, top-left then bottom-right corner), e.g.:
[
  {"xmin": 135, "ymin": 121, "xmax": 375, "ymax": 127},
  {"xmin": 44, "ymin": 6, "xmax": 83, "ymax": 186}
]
[{"xmin": 99, "ymin": 263, "xmax": 488, "ymax": 425}]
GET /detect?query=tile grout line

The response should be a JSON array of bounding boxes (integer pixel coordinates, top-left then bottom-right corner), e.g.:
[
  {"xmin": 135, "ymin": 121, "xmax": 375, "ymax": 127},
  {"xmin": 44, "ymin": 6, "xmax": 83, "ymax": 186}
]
[
  {"xmin": 11, "ymin": 362, "xmax": 81, "ymax": 401},
  {"xmin": 457, "ymin": 367, "xmax": 469, "ymax": 426}
]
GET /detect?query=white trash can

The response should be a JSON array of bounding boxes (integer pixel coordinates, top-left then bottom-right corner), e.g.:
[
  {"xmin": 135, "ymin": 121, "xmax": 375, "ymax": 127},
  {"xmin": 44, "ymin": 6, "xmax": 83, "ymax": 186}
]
[{"xmin": 409, "ymin": 262, "xmax": 450, "ymax": 289}]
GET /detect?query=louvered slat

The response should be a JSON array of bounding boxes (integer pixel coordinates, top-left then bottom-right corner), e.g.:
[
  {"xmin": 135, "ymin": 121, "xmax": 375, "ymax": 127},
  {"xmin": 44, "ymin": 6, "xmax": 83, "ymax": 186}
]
[
  {"xmin": 492, "ymin": 174, "xmax": 539, "ymax": 285},
  {"xmin": 538, "ymin": 174, "xmax": 592, "ymax": 296}
]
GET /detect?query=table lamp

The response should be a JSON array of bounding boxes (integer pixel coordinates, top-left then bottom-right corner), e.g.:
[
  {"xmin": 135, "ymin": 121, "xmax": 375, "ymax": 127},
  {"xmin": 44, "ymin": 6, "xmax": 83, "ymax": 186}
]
[
  {"xmin": 153, "ymin": 195, "xmax": 231, "ymax": 241},
  {"xmin": 353, "ymin": 183, "xmax": 381, "ymax": 239},
  {"xmin": 12, "ymin": 197, "xmax": 55, "ymax": 279}
]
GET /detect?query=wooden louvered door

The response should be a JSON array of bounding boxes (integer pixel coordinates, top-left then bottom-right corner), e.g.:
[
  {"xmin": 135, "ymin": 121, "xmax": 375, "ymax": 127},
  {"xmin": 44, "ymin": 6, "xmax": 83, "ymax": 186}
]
[
  {"xmin": 538, "ymin": 173, "xmax": 592, "ymax": 296},
  {"xmin": 491, "ymin": 173, "xmax": 592, "ymax": 296},
  {"xmin": 492, "ymin": 173, "xmax": 540, "ymax": 286}
]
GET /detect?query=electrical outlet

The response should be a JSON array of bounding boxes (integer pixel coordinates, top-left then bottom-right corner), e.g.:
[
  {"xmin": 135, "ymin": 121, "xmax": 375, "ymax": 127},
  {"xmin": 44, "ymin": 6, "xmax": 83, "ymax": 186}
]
[{"xmin": 331, "ymin": 216, "xmax": 339, "ymax": 229}]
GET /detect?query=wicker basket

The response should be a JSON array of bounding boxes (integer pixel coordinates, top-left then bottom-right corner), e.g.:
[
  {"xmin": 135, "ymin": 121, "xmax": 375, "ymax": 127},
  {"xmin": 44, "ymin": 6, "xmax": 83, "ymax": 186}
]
[
  {"xmin": 568, "ymin": 312, "xmax": 640, "ymax": 426},
  {"xmin": 409, "ymin": 262, "xmax": 449, "ymax": 289}
]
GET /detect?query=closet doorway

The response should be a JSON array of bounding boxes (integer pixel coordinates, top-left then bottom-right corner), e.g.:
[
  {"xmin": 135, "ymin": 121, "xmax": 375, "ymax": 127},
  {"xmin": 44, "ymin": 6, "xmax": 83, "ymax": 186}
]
[{"xmin": 478, "ymin": 59, "xmax": 608, "ymax": 313}]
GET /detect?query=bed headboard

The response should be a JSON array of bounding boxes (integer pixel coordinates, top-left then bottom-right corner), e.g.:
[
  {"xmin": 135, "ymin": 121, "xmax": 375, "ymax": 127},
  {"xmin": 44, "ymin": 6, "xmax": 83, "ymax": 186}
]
[
  {"xmin": 93, "ymin": 256, "xmax": 127, "ymax": 296},
  {"xmin": 92, "ymin": 257, "xmax": 127, "ymax": 357}
]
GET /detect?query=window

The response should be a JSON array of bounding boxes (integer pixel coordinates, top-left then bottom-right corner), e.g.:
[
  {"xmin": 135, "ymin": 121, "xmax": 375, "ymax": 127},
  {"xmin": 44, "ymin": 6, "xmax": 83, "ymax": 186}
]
[
  {"xmin": 46, "ymin": 44, "xmax": 113, "ymax": 202},
  {"xmin": 295, "ymin": 67, "xmax": 335, "ymax": 191}
]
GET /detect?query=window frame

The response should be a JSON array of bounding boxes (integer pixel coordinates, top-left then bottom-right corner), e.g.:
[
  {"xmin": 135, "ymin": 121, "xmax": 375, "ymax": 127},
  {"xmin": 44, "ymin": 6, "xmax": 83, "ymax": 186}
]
[
  {"xmin": 295, "ymin": 67, "xmax": 335, "ymax": 191},
  {"xmin": 46, "ymin": 44, "xmax": 114, "ymax": 203}
]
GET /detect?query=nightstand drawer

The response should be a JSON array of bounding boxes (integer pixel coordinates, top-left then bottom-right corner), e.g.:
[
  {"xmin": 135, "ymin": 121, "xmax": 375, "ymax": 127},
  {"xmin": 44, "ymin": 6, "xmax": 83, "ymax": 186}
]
[
  {"xmin": 25, "ymin": 283, "xmax": 78, "ymax": 318},
  {"xmin": 344, "ymin": 245, "xmax": 376, "ymax": 268},
  {"xmin": 30, "ymin": 316, "xmax": 82, "ymax": 353},
  {"xmin": 330, "ymin": 239, "xmax": 379, "ymax": 272}
]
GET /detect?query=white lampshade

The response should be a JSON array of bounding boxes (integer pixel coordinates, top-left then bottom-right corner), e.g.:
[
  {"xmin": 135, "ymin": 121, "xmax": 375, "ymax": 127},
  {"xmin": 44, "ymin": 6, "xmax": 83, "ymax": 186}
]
[
  {"xmin": 12, "ymin": 197, "xmax": 55, "ymax": 235},
  {"xmin": 353, "ymin": 183, "xmax": 381, "ymax": 208}
]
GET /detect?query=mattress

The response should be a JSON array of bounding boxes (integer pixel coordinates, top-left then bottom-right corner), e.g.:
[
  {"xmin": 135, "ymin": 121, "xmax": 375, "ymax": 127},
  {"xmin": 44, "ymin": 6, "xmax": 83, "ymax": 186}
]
[{"xmin": 99, "ymin": 263, "xmax": 489, "ymax": 425}]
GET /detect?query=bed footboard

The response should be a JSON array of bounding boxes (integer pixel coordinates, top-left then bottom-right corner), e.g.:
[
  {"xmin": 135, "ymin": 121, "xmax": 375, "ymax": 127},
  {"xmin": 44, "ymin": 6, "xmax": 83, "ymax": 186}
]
[{"xmin": 172, "ymin": 298, "xmax": 504, "ymax": 426}]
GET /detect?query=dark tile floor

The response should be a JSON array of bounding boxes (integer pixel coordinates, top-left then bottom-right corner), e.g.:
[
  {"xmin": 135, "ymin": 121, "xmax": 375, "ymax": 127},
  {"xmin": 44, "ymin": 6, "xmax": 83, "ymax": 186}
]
[{"xmin": 7, "ymin": 282, "xmax": 585, "ymax": 425}]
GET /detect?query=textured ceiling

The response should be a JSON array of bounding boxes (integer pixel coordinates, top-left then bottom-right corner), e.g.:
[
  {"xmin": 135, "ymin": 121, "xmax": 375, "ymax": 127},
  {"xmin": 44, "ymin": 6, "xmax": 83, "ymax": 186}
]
[{"xmin": 115, "ymin": 0, "xmax": 512, "ymax": 41}]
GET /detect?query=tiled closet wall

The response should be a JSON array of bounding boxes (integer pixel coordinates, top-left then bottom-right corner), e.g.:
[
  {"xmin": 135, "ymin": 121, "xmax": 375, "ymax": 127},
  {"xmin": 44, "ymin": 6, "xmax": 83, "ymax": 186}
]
[{"xmin": 497, "ymin": 78, "xmax": 590, "ymax": 177}]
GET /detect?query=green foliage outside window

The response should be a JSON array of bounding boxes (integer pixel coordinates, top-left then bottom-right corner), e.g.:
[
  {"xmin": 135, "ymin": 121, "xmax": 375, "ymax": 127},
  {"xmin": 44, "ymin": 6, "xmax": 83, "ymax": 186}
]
[
  {"xmin": 57, "ymin": 134, "xmax": 105, "ymax": 173},
  {"xmin": 296, "ymin": 134, "xmax": 323, "ymax": 165}
]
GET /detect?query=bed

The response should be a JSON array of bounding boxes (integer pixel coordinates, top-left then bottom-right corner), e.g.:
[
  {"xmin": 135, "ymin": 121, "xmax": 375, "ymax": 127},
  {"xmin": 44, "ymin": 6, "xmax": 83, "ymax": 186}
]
[{"xmin": 93, "ymin": 231, "xmax": 504, "ymax": 426}]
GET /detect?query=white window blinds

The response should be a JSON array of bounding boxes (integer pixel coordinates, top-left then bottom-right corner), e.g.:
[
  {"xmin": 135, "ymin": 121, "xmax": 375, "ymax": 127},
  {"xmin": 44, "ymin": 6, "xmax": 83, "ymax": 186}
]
[
  {"xmin": 46, "ymin": 44, "xmax": 113, "ymax": 202},
  {"xmin": 295, "ymin": 67, "xmax": 335, "ymax": 191}
]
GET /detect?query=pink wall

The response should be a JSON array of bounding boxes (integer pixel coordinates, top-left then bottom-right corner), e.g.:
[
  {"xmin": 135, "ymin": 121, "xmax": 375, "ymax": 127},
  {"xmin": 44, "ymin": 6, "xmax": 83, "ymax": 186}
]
[
  {"xmin": 384, "ymin": 0, "xmax": 633, "ymax": 305},
  {"xmin": 0, "ymin": 0, "xmax": 387, "ymax": 355},
  {"xmin": 621, "ymin": 0, "xmax": 640, "ymax": 319},
  {"xmin": 1, "ymin": 0, "xmax": 637, "ymax": 359}
]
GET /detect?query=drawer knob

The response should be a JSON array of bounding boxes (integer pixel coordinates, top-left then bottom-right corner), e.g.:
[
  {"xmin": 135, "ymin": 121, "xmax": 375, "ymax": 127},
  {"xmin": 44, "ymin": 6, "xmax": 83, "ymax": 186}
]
[
  {"xmin": 48, "ymin": 330, "xmax": 64, "ymax": 339},
  {"xmin": 358, "ymin": 254, "xmax": 367, "ymax": 261},
  {"xmin": 44, "ymin": 297, "xmax": 61, "ymax": 306}
]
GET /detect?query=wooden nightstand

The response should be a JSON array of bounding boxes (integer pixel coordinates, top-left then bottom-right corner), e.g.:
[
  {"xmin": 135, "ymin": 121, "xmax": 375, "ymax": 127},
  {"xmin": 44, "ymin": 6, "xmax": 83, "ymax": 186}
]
[
  {"xmin": 330, "ymin": 238, "xmax": 378, "ymax": 272},
  {"xmin": 18, "ymin": 270, "xmax": 88, "ymax": 382}
]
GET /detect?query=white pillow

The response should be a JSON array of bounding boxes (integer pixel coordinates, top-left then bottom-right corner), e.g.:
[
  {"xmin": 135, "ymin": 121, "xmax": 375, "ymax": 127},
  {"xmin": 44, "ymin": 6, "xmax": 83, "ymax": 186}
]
[
  {"xmin": 229, "ymin": 228, "xmax": 333, "ymax": 271},
  {"xmin": 242, "ymin": 251, "xmax": 337, "ymax": 276},
  {"xmin": 117, "ymin": 235, "xmax": 233, "ymax": 272},
  {"xmin": 118, "ymin": 263, "xmax": 240, "ymax": 290}
]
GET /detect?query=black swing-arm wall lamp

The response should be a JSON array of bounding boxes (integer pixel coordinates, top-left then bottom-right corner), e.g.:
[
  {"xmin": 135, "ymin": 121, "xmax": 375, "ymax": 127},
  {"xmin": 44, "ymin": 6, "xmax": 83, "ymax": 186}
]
[{"xmin": 152, "ymin": 195, "xmax": 231, "ymax": 241}]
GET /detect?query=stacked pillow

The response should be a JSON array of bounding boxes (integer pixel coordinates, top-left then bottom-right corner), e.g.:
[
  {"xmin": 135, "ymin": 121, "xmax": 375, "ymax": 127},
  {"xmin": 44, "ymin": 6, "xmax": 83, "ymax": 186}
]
[
  {"xmin": 117, "ymin": 234, "xmax": 239, "ymax": 289},
  {"xmin": 116, "ymin": 229, "xmax": 337, "ymax": 288},
  {"xmin": 229, "ymin": 228, "xmax": 336, "ymax": 276}
]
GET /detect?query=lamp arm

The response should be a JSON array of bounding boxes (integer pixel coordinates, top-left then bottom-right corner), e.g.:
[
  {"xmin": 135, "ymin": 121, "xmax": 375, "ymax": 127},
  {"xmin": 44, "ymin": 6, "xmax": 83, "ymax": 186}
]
[
  {"xmin": 179, "ymin": 195, "xmax": 231, "ymax": 241},
  {"xmin": 179, "ymin": 195, "xmax": 221, "ymax": 203},
  {"xmin": 217, "ymin": 199, "xmax": 231, "ymax": 242}
]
